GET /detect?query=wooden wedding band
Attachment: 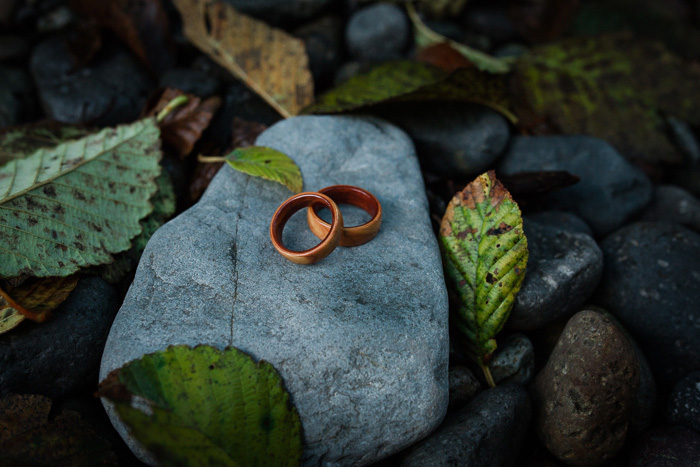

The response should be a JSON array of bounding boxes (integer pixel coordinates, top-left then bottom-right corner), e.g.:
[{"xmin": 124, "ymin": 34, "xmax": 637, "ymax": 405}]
[
  {"xmin": 307, "ymin": 185, "xmax": 382, "ymax": 247},
  {"xmin": 270, "ymin": 192, "xmax": 344, "ymax": 264}
]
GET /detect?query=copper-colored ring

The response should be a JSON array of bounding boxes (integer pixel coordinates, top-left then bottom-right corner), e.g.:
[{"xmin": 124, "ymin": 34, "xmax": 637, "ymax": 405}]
[
  {"xmin": 306, "ymin": 185, "xmax": 382, "ymax": 247},
  {"xmin": 270, "ymin": 192, "xmax": 343, "ymax": 264}
]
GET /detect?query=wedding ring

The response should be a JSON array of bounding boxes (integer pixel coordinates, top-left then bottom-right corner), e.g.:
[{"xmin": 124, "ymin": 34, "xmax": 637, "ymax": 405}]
[
  {"xmin": 270, "ymin": 192, "xmax": 343, "ymax": 264},
  {"xmin": 307, "ymin": 185, "xmax": 382, "ymax": 247}
]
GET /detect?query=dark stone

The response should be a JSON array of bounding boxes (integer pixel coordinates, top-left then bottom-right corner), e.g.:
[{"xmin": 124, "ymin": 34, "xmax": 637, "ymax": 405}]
[
  {"xmin": 31, "ymin": 39, "xmax": 152, "ymax": 126},
  {"xmin": 0, "ymin": 276, "xmax": 120, "ymax": 399},
  {"xmin": 506, "ymin": 220, "xmax": 602, "ymax": 331},
  {"xmin": 345, "ymin": 3, "xmax": 410, "ymax": 61},
  {"xmin": 460, "ymin": 4, "xmax": 520, "ymax": 44},
  {"xmin": 0, "ymin": 66, "xmax": 35, "ymax": 128},
  {"xmin": 294, "ymin": 15, "xmax": 343, "ymax": 88},
  {"xmin": 638, "ymin": 185, "xmax": 700, "ymax": 233},
  {"xmin": 597, "ymin": 222, "xmax": 700, "ymax": 385},
  {"xmin": 488, "ymin": 333, "xmax": 534, "ymax": 385},
  {"xmin": 448, "ymin": 366, "xmax": 481, "ymax": 408},
  {"xmin": 629, "ymin": 425, "xmax": 700, "ymax": 466},
  {"xmin": 498, "ymin": 135, "xmax": 653, "ymax": 236},
  {"xmin": 667, "ymin": 370, "xmax": 700, "ymax": 432},
  {"xmin": 0, "ymin": 34, "xmax": 30, "ymax": 61},
  {"xmin": 526, "ymin": 211, "xmax": 593, "ymax": 236},
  {"xmin": 531, "ymin": 310, "xmax": 639, "ymax": 465},
  {"xmin": 222, "ymin": 0, "xmax": 333, "ymax": 27},
  {"xmin": 402, "ymin": 385, "xmax": 531, "ymax": 467},
  {"xmin": 668, "ymin": 116, "xmax": 700, "ymax": 165},
  {"xmin": 159, "ymin": 67, "xmax": 220, "ymax": 97},
  {"xmin": 378, "ymin": 102, "xmax": 510, "ymax": 177}
]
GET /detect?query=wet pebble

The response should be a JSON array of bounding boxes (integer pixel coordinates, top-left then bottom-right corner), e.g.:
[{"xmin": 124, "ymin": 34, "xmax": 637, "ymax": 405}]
[
  {"xmin": 345, "ymin": 3, "xmax": 410, "ymax": 61},
  {"xmin": 488, "ymin": 333, "xmax": 535, "ymax": 385}
]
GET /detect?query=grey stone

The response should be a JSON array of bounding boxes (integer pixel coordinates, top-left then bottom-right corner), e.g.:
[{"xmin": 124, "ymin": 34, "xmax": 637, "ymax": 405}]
[
  {"xmin": 598, "ymin": 222, "xmax": 700, "ymax": 385},
  {"xmin": 532, "ymin": 310, "xmax": 639, "ymax": 465},
  {"xmin": 448, "ymin": 366, "xmax": 481, "ymax": 408},
  {"xmin": 526, "ymin": 210, "xmax": 593, "ymax": 236},
  {"xmin": 294, "ymin": 15, "xmax": 343, "ymax": 87},
  {"xmin": 630, "ymin": 425, "xmax": 700, "ymax": 467},
  {"xmin": 668, "ymin": 116, "xmax": 700, "ymax": 165},
  {"xmin": 379, "ymin": 102, "xmax": 511, "ymax": 177},
  {"xmin": 346, "ymin": 3, "xmax": 410, "ymax": 61},
  {"xmin": 0, "ymin": 66, "xmax": 34, "ymax": 128},
  {"xmin": 638, "ymin": 184, "xmax": 700, "ymax": 233},
  {"xmin": 667, "ymin": 370, "xmax": 700, "ymax": 432},
  {"xmin": 0, "ymin": 276, "xmax": 119, "ymax": 399},
  {"xmin": 506, "ymin": 220, "xmax": 603, "ymax": 331},
  {"xmin": 488, "ymin": 333, "xmax": 534, "ymax": 385},
  {"xmin": 498, "ymin": 135, "xmax": 653, "ymax": 236},
  {"xmin": 159, "ymin": 68, "xmax": 220, "ymax": 97},
  {"xmin": 402, "ymin": 384, "xmax": 531, "ymax": 467},
  {"xmin": 31, "ymin": 39, "xmax": 152, "ymax": 126},
  {"xmin": 100, "ymin": 115, "xmax": 449, "ymax": 465},
  {"xmin": 223, "ymin": 0, "xmax": 333, "ymax": 26}
]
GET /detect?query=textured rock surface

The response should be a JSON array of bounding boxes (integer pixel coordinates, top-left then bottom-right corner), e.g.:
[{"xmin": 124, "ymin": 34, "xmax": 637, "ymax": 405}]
[
  {"xmin": 507, "ymin": 220, "xmax": 603, "ymax": 331},
  {"xmin": 0, "ymin": 277, "xmax": 119, "ymax": 399},
  {"xmin": 499, "ymin": 135, "xmax": 652, "ymax": 236},
  {"xmin": 31, "ymin": 40, "xmax": 151, "ymax": 126},
  {"xmin": 488, "ymin": 333, "xmax": 535, "ymax": 385},
  {"xmin": 531, "ymin": 310, "xmax": 639, "ymax": 465},
  {"xmin": 667, "ymin": 370, "xmax": 700, "ymax": 432},
  {"xmin": 100, "ymin": 116, "xmax": 449, "ymax": 465},
  {"xmin": 638, "ymin": 184, "xmax": 700, "ymax": 233},
  {"xmin": 630, "ymin": 426, "xmax": 700, "ymax": 466},
  {"xmin": 345, "ymin": 3, "xmax": 410, "ymax": 60},
  {"xmin": 379, "ymin": 102, "xmax": 511, "ymax": 177},
  {"xmin": 402, "ymin": 385, "xmax": 531, "ymax": 467},
  {"xmin": 598, "ymin": 222, "xmax": 700, "ymax": 384}
]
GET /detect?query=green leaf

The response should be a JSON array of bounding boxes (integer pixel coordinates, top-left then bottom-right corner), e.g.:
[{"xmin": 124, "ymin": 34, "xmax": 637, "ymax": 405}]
[
  {"xmin": 0, "ymin": 124, "xmax": 89, "ymax": 165},
  {"xmin": 99, "ymin": 345, "xmax": 303, "ymax": 467},
  {"xmin": 100, "ymin": 170, "xmax": 176, "ymax": 283},
  {"xmin": 226, "ymin": 146, "xmax": 303, "ymax": 193},
  {"xmin": 512, "ymin": 32, "xmax": 700, "ymax": 165},
  {"xmin": 439, "ymin": 171, "xmax": 528, "ymax": 385},
  {"xmin": 305, "ymin": 61, "xmax": 516, "ymax": 123},
  {"xmin": 0, "ymin": 119, "xmax": 162, "ymax": 278}
]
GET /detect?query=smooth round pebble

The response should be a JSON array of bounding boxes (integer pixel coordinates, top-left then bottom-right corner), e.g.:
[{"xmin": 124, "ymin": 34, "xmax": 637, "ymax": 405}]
[
  {"xmin": 345, "ymin": 3, "xmax": 410, "ymax": 60},
  {"xmin": 638, "ymin": 184, "xmax": 700, "ymax": 233},
  {"xmin": 667, "ymin": 370, "xmax": 700, "ymax": 432},
  {"xmin": 488, "ymin": 333, "xmax": 535, "ymax": 385},
  {"xmin": 526, "ymin": 211, "xmax": 593, "ymax": 236},
  {"xmin": 448, "ymin": 366, "xmax": 481, "ymax": 408}
]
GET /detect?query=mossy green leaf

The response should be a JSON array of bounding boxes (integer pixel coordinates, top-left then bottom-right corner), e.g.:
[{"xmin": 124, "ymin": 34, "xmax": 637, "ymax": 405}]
[
  {"xmin": 226, "ymin": 146, "xmax": 303, "ymax": 193},
  {"xmin": 512, "ymin": 32, "xmax": 700, "ymax": 165},
  {"xmin": 0, "ymin": 119, "xmax": 161, "ymax": 278},
  {"xmin": 305, "ymin": 60, "xmax": 516, "ymax": 123},
  {"xmin": 439, "ymin": 171, "xmax": 528, "ymax": 380},
  {"xmin": 99, "ymin": 345, "xmax": 303, "ymax": 467}
]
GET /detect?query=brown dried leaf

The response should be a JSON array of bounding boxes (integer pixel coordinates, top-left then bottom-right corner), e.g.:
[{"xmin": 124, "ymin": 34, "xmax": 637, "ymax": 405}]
[
  {"xmin": 0, "ymin": 275, "xmax": 79, "ymax": 325},
  {"xmin": 416, "ymin": 43, "xmax": 474, "ymax": 72},
  {"xmin": 69, "ymin": 0, "xmax": 175, "ymax": 71},
  {"xmin": 145, "ymin": 88, "xmax": 221, "ymax": 158},
  {"xmin": 173, "ymin": 0, "xmax": 314, "ymax": 118}
]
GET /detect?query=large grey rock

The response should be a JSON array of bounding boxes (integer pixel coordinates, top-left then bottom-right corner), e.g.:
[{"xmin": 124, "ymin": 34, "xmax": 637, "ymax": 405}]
[
  {"xmin": 0, "ymin": 276, "xmax": 119, "ymax": 399},
  {"xmin": 499, "ymin": 135, "xmax": 652, "ymax": 236},
  {"xmin": 401, "ymin": 385, "xmax": 531, "ymax": 466},
  {"xmin": 100, "ymin": 116, "xmax": 449, "ymax": 465}
]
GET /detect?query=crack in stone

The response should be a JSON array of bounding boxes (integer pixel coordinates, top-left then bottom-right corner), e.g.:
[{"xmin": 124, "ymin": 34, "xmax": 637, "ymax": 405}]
[{"xmin": 230, "ymin": 177, "xmax": 250, "ymax": 345}]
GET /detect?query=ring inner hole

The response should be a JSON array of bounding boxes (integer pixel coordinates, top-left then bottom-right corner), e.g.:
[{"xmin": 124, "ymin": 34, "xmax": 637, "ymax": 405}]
[
  {"xmin": 316, "ymin": 203, "xmax": 371, "ymax": 227},
  {"xmin": 283, "ymin": 203, "xmax": 328, "ymax": 251}
]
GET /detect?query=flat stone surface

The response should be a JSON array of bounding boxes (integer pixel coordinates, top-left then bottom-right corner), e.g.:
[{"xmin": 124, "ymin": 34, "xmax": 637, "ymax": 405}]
[
  {"xmin": 402, "ymin": 385, "xmax": 531, "ymax": 467},
  {"xmin": 532, "ymin": 310, "xmax": 639, "ymax": 465},
  {"xmin": 498, "ymin": 135, "xmax": 652, "ymax": 236},
  {"xmin": 0, "ymin": 276, "xmax": 119, "ymax": 399},
  {"xmin": 506, "ymin": 220, "xmax": 603, "ymax": 331},
  {"xmin": 597, "ymin": 222, "xmax": 700, "ymax": 385},
  {"xmin": 101, "ymin": 115, "xmax": 449, "ymax": 465}
]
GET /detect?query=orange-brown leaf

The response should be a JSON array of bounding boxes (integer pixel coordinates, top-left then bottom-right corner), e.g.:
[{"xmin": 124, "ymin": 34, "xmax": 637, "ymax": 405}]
[
  {"xmin": 416, "ymin": 43, "xmax": 474, "ymax": 72},
  {"xmin": 172, "ymin": 0, "xmax": 314, "ymax": 118},
  {"xmin": 0, "ymin": 275, "xmax": 79, "ymax": 324}
]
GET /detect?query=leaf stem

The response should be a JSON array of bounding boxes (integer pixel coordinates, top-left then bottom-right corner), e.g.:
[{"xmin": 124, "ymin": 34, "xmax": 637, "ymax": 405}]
[
  {"xmin": 197, "ymin": 155, "xmax": 227, "ymax": 163},
  {"xmin": 156, "ymin": 95, "xmax": 189, "ymax": 123},
  {"xmin": 481, "ymin": 363, "xmax": 496, "ymax": 388}
]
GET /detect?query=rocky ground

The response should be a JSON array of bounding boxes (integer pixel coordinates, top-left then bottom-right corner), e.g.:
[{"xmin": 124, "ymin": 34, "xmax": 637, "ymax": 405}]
[{"xmin": 1, "ymin": 0, "xmax": 699, "ymax": 465}]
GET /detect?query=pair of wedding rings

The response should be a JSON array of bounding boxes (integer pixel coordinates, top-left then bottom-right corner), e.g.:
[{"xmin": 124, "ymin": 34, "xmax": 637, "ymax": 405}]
[{"xmin": 270, "ymin": 185, "xmax": 382, "ymax": 264}]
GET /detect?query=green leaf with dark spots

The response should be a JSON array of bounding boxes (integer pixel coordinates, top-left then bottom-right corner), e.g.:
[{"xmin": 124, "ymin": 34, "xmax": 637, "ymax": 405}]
[
  {"xmin": 0, "ymin": 119, "xmax": 162, "ymax": 278},
  {"xmin": 440, "ymin": 170, "xmax": 528, "ymax": 386},
  {"xmin": 98, "ymin": 345, "xmax": 302, "ymax": 467},
  {"xmin": 512, "ymin": 32, "xmax": 700, "ymax": 165},
  {"xmin": 0, "ymin": 124, "xmax": 89, "ymax": 166},
  {"xmin": 305, "ymin": 60, "xmax": 516, "ymax": 123},
  {"xmin": 226, "ymin": 146, "xmax": 303, "ymax": 193}
]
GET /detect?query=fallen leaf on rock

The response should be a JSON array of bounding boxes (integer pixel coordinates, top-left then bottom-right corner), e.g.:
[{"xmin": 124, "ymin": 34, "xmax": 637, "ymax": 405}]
[
  {"xmin": 98, "ymin": 345, "xmax": 302, "ymax": 466},
  {"xmin": 69, "ymin": 0, "xmax": 175, "ymax": 72},
  {"xmin": 416, "ymin": 43, "xmax": 474, "ymax": 72},
  {"xmin": 0, "ymin": 393, "xmax": 116, "ymax": 465},
  {"xmin": 512, "ymin": 32, "xmax": 700, "ymax": 165},
  {"xmin": 219, "ymin": 146, "xmax": 302, "ymax": 194},
  {"xmin": 0, "ymin": 119, "xmax": 162, "ymax": 278},
  {"xmin": 144, "ymin": 88, "xmax": 221, "ymax": 158},
  {"xmin": 440, "ymin": 171, "xmax": 528, "ymax": 387},
  {"xmin": 173, "ymin": 0, "xmax": 314, "ymax": 118},
  {"xmin": 306, "ymin": 60, "xmax": 516, "ymax": 123}
]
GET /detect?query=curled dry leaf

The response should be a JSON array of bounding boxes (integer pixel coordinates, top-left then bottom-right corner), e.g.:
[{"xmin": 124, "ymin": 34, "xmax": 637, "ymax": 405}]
[
  {"xmin": 145, "ymin": 88, "xmax": 221, "ymax": 158},
  {"xmin": 173, "ymin": 0, "xmax": 314, "ymax": 118}
]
